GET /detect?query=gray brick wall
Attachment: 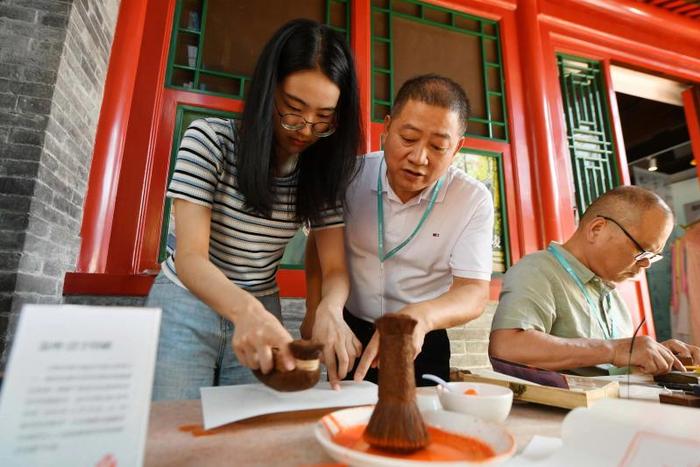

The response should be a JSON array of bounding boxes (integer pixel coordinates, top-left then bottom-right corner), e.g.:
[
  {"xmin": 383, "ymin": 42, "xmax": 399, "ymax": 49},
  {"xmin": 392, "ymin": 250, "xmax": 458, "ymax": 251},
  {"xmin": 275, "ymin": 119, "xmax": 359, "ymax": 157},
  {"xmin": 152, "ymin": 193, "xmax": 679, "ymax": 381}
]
[
  {"xmin": 0, "ymin": 0, "xmax": 120, "ymax": 365},
  {"xmin": 448, "ymin": 302, "xmax": 496, "ymax": 370}
]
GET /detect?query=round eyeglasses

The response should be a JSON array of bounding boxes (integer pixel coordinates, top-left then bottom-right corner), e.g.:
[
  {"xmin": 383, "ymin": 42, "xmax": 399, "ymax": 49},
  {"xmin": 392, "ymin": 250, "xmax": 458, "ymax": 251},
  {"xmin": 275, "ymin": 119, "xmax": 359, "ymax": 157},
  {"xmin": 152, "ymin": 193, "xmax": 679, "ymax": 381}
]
[
  {"xmin": 598, "ymin": 216, "xmax": 663, "ymax": 264},
  {"xmin": 275, "ymin": 104, "xmax": 336, "ymax": 137}
]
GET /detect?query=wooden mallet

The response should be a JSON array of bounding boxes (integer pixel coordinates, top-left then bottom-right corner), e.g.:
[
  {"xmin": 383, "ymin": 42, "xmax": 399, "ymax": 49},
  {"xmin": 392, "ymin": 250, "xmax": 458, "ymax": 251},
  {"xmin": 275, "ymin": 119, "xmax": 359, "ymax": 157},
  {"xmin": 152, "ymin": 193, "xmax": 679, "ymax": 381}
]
[{"xmin": 253, "ymin": 339, "xmax": 323, "ymax": 392}]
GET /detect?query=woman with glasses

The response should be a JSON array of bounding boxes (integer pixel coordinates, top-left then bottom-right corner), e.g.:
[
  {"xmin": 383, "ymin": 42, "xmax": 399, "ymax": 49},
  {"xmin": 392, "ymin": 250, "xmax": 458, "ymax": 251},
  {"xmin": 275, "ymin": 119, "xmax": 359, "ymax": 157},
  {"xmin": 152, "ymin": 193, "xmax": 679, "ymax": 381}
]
[{"xmin": 147, "ymin": 19, "xmax": 363, "ymax": 400}]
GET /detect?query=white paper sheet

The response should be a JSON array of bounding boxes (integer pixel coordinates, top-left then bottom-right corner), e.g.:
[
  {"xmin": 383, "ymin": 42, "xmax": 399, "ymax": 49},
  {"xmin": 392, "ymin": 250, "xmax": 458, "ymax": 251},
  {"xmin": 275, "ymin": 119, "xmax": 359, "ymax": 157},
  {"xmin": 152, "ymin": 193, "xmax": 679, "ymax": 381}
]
[
  {"xmin": 518, "ymin": 436, "xmax": 563, "ymax": 461},
  {"xmin": 506, "ymin": 399, "xmax": 700, "ymax": 466},
  {"xmin": 201, "ymin": 380, "xmax": 378, "ymax": 429},
  {"xmin": 0, "ymin": 305, "xmax": 161, "ymax": 467}
]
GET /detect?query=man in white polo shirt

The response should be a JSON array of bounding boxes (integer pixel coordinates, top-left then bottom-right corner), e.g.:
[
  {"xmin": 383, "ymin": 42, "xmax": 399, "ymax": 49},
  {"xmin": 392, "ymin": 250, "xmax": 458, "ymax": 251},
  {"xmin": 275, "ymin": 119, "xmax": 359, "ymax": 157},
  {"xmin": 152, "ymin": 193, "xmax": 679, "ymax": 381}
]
[{"xmin": 303, "ymin": 74, "xmax": 494, "ymax": 387}]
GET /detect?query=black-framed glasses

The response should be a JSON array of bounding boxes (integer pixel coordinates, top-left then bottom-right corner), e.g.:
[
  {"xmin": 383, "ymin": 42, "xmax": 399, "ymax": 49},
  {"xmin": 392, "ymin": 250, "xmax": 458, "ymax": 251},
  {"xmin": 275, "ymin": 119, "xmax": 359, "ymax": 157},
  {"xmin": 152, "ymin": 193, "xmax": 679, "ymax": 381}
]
[
  {"xmin": 274, "ymin": 104, "xmax": 336, "ymax": 137},
  {"xmin": 598, "ymin": 216, "xmax": 663, "ymax": 264}
]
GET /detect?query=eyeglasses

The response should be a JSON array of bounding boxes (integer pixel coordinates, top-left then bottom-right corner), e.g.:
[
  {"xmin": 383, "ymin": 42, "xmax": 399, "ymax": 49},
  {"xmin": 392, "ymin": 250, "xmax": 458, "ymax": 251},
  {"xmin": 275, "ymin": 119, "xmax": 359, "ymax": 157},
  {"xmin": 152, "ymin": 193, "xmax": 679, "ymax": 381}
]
[
  {"xmin": 598, "ymin": 216, "xmax": 663, "ymax": 264},
  {"xmin": 274, "ymin": 104, "xmax": 336, "ymax": 137}
]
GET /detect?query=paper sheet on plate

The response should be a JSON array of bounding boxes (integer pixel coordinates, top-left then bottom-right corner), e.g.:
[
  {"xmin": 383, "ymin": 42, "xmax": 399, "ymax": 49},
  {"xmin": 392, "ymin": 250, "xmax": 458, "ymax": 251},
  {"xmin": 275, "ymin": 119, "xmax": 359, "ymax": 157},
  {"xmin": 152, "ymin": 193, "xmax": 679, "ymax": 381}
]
[{"xmin": 201, "ymin": 381, "xmax": 377, "ymax": 429}]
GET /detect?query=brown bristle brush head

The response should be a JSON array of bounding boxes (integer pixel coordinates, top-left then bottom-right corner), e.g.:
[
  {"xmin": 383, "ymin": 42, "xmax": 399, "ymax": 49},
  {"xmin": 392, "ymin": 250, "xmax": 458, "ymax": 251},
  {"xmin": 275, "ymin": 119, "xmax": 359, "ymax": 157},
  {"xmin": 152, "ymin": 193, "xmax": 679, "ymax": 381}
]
[
  {"xmin": 363, "ymin": 314, "xmax": 430, "ymax": 453},
  {"xmin": 253, "ymin": 339, "xmax": 323, "ymax": 392}
]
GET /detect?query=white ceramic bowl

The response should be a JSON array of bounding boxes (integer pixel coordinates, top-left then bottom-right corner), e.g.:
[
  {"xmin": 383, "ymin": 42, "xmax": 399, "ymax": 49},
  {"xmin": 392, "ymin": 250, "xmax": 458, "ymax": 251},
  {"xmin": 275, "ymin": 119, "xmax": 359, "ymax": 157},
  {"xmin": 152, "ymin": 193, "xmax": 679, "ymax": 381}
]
[
  {"xmin": 315, "ymin": 405, "xmax": 516, "ymax": 466},
  {"xmin": 437, "ymin": 382, "xmax": 513, "ymax": 423}
]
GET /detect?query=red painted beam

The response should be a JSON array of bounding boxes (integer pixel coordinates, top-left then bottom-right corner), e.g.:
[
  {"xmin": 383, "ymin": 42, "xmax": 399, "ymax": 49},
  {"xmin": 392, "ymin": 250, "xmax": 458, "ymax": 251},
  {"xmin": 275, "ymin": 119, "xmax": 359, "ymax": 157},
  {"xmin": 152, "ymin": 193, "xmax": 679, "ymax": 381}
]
[
  {"xmin": 665, "ymin": 0, "xmax": 690, "ymax": 10},
  {"xmin": 64, "ymin": 272, "xmax": 155, "ymax": 296}
]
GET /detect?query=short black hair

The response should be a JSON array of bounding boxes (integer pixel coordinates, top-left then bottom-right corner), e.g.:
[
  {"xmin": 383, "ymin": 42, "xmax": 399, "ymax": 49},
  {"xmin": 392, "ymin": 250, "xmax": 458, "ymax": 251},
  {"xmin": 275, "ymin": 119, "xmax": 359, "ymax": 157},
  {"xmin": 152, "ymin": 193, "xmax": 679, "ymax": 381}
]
[
  {"xmin": 237, "ymin": 19, "xmax": 363, "ymax": 223},
  {"xmin": 391, "ymin": 74, "xmax": 470, "ymax": 134}
]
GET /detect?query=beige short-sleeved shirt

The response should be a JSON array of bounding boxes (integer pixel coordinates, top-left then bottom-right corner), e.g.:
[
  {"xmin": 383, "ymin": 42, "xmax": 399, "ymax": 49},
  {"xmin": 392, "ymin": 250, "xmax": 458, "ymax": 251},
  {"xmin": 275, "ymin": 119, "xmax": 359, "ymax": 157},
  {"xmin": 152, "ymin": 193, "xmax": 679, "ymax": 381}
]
[{"xmin": 492, "ymin": 242, "xmax": 633, "ymax": 341}]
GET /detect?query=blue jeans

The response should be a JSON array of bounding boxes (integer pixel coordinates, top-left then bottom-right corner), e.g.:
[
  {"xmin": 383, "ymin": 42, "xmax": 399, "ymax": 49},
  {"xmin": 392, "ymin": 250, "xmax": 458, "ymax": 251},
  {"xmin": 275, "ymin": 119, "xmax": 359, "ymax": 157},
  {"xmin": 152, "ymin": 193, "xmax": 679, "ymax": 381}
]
[{"xmin": 147, "ymin": 272, "xmax": 282, "ymax": 400}]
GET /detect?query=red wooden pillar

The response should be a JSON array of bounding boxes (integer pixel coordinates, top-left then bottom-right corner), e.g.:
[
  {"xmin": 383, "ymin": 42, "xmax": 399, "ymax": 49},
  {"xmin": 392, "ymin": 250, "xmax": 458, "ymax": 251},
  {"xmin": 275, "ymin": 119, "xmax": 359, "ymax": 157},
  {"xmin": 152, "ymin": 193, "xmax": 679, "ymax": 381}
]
[
  {"xmin": 514, "ymin": 0, "xmax": 564, "ymax": 244},
  {"xmin": 65, "ymin": 0, "xmax": 175, "ymax": 295},
  {"xmin": 74, "ymin": 0, "xmax": 149, "ymax": 274},
  {"xmin": 351, "ymin": 0, "xmax": 372, "ymax": 154}
]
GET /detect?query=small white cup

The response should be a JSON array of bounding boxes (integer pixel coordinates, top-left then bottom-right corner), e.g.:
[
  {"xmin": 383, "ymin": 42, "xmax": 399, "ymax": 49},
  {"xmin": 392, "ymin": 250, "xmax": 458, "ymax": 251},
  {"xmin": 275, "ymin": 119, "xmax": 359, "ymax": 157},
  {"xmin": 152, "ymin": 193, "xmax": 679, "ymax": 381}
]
[{"xmin": 437, "ymin": 382, "xmax": 513, "ymax": 423}]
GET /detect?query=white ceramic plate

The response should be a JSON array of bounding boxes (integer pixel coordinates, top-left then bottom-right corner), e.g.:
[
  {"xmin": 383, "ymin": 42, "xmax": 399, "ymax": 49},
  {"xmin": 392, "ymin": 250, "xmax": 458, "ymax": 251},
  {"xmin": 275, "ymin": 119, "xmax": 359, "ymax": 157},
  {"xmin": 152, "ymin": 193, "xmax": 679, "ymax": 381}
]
[{"xmin": 314, "ymin": 406, "xmax": 516, "ymax": 466}]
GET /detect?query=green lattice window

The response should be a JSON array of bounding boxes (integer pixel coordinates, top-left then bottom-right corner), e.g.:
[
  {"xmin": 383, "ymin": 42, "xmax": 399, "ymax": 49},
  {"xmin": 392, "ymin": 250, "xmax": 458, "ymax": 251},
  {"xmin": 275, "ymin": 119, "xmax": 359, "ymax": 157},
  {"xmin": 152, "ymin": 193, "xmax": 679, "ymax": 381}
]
[
  {"xmin": 166, "ymin": 0, "xmax": 349, "ymax": 99},
  {"xmin": 557, "ymin": 54, "xmax": 619, "ymax": 217},
  {"xmin": 452, "ymin": 149, "xmax": 510, "ymax": 272},
  {"xmin": 371, "ymin": 0, "xmax": 508, "ymax": 141}
]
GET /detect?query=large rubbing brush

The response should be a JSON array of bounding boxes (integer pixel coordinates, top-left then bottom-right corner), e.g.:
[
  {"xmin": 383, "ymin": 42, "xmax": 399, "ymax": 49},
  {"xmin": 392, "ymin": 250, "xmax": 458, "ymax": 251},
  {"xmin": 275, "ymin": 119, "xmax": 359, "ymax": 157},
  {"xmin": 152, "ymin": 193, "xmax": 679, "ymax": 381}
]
[
  {"xmin": 363, "ymin": 314, "xmax": 430, "ymax": 452},
  {"xmin": 253, "ymin": 339, "xmax": 323, "ymax": 392}
]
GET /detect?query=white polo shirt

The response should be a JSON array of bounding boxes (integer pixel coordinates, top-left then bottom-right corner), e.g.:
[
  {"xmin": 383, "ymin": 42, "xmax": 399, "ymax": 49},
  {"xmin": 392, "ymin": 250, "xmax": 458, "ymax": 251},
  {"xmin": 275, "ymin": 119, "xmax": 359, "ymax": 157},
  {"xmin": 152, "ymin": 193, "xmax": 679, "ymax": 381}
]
[{"xmin": 345, "ymin": 152, "xmax": 494, "ymax": 322}]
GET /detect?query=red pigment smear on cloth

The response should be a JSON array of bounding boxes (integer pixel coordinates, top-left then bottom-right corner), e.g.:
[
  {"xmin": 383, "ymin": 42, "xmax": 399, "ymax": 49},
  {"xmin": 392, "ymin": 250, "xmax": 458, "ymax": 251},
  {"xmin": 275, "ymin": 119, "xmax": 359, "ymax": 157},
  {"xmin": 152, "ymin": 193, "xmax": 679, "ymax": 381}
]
[
  {"xmin": 332, "ymin": 424, "xmax": 495, "ymax": 462},
  {"xmin": 178, "ymin": 424, "xmax": 224, "ymax": 437}
]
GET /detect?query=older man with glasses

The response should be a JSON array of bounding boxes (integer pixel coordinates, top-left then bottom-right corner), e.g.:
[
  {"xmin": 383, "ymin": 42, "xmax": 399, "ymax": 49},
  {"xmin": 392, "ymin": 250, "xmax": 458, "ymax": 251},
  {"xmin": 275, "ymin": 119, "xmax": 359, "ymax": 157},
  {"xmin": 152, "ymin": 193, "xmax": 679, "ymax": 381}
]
[{"xmin": 490, "ymin": 185, "xmax": 700, "ymax": 376}]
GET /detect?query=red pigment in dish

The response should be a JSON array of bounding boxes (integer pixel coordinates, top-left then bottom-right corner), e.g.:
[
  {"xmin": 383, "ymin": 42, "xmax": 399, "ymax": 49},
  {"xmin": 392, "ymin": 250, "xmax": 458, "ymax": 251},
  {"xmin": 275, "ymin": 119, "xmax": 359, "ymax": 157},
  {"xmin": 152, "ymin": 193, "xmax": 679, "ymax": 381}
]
[
  {"xmin": 464, "ymin": 388, "xmax": 479, "ymax": 396},
  {"xmin": 331, "ymin": 424, "xmax": 495, "ymax": 461}
]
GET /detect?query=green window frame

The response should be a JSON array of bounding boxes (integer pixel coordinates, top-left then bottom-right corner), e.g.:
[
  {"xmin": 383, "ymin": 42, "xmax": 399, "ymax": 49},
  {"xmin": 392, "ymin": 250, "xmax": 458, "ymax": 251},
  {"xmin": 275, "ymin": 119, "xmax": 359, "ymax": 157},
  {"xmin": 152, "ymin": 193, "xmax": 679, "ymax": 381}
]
[
  {"xmin": 557, "ymin": 54, "xmax": 619, "ymax": 217},
  {"xmin": 452, "ymin": 148, "xmax": 510, "ymax": 272},
  {"xmin": 165, "ymin": 0, "xmax": 350, "ymax": 100},
  {"xmin": 371, "ymin": 0, "xmax": 508, "ymax": 142}
]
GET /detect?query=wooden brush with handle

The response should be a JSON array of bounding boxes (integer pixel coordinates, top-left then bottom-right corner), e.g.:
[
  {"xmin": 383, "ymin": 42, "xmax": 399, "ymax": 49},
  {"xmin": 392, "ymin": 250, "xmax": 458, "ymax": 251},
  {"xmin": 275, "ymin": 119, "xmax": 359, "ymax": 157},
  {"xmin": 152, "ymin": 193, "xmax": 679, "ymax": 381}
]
[
  {"xmin": 253, "ymin": 339, "xmax": 323, "ymax": 392},
  {"xmin": 363, "ymin": 314, "xmax": 430, "ymax": 452}
]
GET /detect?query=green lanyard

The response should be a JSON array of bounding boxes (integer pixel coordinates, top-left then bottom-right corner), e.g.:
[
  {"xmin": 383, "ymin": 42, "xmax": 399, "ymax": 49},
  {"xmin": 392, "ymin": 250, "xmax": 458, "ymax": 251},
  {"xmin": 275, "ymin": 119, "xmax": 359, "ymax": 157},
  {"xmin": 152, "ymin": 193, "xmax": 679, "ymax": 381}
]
[
  {"xmin": 376, "ymin": 158, "xmax": 444, "ymax": 262},
  {"xmin": 548, "ymin": 245, "xmax": 616, "ymax": 339}
]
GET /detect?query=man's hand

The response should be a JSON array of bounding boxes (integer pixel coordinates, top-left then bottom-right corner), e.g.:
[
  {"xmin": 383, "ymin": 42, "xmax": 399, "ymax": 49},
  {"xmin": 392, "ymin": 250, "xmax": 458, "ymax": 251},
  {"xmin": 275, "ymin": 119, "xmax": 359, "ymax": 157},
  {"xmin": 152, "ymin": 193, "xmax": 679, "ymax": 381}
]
[
  {"xmin": 311, "ymin": 305, "xmax": 362, "ymax": 389},
  {"xmin": 353, "ymin": 331, "xmax": 379, "ymax": 382},
  {"xmin": 353, "ymin": 309, "xmax": 429, "ymax": 382},
  {"xmin": 661, "ymin": 339, "xmax": 700, "ymax": 365},
  {"xmin": 611, "ymin": 335, "xmax": 685, "ymax": 375},
  {"xmin": 232, "ymin": 301, "xmax": 294, "ymax": 374}
]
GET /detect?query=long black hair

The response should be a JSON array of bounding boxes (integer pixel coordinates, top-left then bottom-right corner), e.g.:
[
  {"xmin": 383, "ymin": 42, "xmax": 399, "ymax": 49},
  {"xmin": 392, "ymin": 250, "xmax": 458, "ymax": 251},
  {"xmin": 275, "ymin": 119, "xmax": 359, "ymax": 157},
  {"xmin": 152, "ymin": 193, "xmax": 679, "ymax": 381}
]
[{"xmin": 237, "ymin": 19, "xmax": 363, "ymax": 224}]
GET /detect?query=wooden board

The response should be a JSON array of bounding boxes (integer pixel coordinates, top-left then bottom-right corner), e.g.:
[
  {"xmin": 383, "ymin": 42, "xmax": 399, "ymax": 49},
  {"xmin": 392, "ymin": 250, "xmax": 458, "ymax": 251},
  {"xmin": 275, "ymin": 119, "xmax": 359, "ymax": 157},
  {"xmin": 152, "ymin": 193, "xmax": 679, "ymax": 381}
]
[{"xmin": 451, "ymin": 369, "xmax": 619, "ymax": 410}]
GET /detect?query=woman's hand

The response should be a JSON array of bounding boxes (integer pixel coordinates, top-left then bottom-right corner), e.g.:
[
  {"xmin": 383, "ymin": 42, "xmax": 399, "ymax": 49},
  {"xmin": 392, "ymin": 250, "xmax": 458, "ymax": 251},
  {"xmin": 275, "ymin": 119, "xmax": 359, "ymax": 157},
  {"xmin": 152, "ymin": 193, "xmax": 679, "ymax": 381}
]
[
  {"xmin": 311, "ymin": 304, "xmax": 362, "ymax": 389},
  {"xmin": 307, "ymin": 226, "xmax": 358, "ymax": 388},
  {"xmin": 232, "ymin": 301, "xmax": 295, "ymax": 374}
]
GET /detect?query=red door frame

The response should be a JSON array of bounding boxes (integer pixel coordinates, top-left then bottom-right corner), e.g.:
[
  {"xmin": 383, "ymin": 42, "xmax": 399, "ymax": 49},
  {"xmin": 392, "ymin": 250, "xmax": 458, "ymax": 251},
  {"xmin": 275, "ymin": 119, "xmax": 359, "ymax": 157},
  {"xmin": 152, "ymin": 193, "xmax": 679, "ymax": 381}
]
[{"xmin": 65, "ymin": 0, "xmax": 700, "ymax": 316}]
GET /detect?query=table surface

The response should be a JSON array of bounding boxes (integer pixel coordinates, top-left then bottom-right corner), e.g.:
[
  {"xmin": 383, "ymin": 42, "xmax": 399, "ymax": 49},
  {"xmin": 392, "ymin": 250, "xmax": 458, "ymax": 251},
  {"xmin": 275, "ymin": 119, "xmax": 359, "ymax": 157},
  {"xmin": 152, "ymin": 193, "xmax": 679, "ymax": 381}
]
[{"xmin": 144, "ymin": 397, "xmax": 569, "ymax": 467}]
